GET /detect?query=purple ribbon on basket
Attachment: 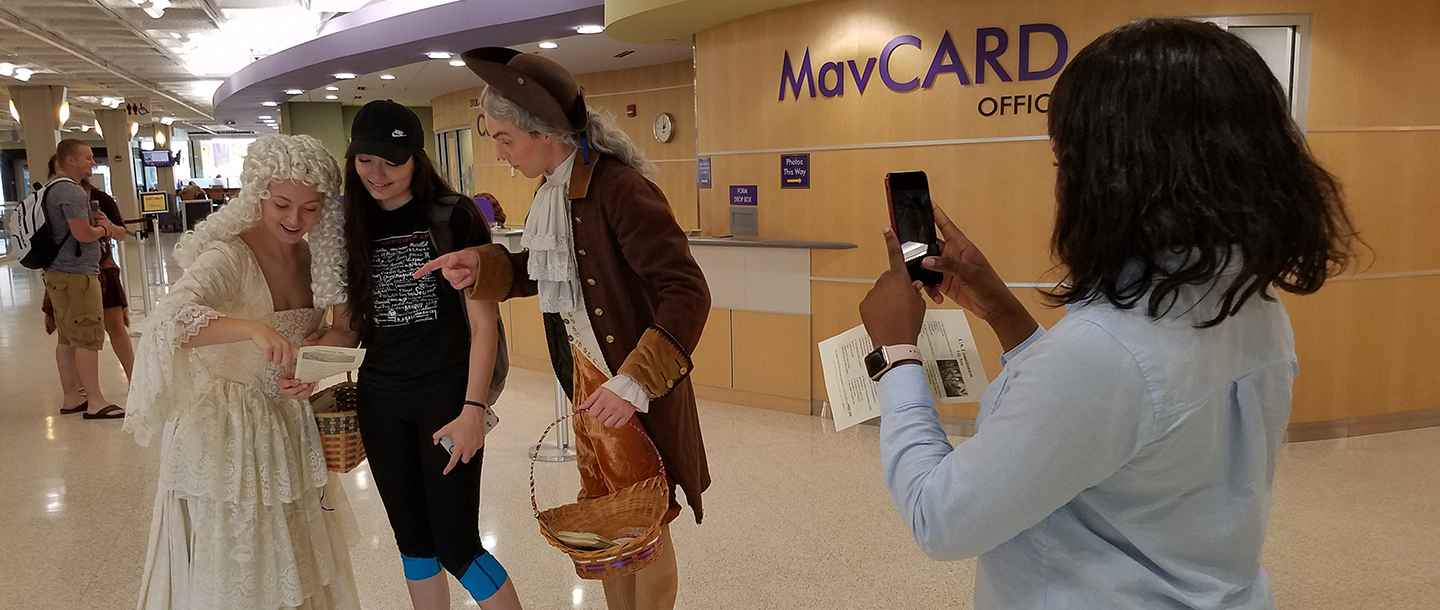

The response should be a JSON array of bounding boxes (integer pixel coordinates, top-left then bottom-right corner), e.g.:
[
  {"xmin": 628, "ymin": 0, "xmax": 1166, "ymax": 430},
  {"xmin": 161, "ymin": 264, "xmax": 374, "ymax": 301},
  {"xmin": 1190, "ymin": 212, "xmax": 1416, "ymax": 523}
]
[{"xmin": 528, "ymin": 407, "xmax": 667, "ymax": 518}]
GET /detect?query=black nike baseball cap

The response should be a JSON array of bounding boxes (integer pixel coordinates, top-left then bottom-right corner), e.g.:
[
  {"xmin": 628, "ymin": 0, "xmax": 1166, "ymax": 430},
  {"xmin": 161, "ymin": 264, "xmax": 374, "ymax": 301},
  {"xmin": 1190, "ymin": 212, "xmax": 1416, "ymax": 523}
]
[{"xmin": 345, "ymin": 99, "xmax": 424, "ymax": 164}]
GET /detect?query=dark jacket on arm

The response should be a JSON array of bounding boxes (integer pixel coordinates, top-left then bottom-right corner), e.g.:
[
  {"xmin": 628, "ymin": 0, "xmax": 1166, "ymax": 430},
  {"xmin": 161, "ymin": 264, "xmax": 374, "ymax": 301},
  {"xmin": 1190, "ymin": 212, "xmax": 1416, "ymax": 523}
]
[{"xmin": 464, "ymin": 153, "xmax": 712, "ymax": 522}]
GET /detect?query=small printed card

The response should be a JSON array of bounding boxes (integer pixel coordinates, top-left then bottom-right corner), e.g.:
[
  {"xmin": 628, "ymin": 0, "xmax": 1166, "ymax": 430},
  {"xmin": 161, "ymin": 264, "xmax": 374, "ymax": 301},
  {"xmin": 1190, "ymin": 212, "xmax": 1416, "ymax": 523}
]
[{"xmin": 294, "ymin": 346, "xmax": 367, "ymax": 383}]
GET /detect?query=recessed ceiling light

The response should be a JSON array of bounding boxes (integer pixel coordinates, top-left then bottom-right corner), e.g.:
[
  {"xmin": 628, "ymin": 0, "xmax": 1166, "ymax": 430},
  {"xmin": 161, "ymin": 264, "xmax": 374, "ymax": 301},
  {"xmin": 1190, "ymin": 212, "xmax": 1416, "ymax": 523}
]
[
  {"xmin": 538, "ymin": 42, "xmax": 558, "ymax": 49},
  {"xmin": 13, "ymin": 67, "xmax": 32, "ymax": 81},
  {"xmin": 379, "ymin": 74, "xmax": 396, "ymax": 80},
  {"xmin": 334, "ymin": 73, "xmax": 356, "ymax": 79},
  {"xmin": 576, "ymin": 24, "xmax": 604, "ymax": 34},
  {"xmin": 325, "ymin": 86, "xmax": 339, "ymax": 91},
  {"xmin": 448, "ymin": 59, "xmax": 466, "ymax": 67},
  {"xmin": 160, "ymin": 116, "xmax": 175, "ymax": 125},
  {"xmin": 169, "ymin": 32, "xmax": 182, "ymax": 39},
  {"xmin": 0, "ymin": 63, "xmax": 13, "ymax": 77},
  {"xmin": 261, "ymin": 101, "xmax": 278, "ymax": 107},
  {"xmin": 427, "ymin": 52, "xmax": 452, "ymax": 59},
  {"xmin": 258, "ymin": 115, "xmax": 272, "ymax": 119},
  {"xmin": 324, "ymin": 94, "xmax": 338, "ymax": 100},
  {"xmin": 284, "ymin": 89, "xmax": 304, "ymax": 95}
]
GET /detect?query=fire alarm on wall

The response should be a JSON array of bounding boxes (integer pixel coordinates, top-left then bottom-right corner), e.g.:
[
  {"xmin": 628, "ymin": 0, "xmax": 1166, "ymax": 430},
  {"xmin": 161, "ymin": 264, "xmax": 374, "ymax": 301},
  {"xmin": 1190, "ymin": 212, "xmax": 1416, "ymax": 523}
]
[{"xmin": 626, "ymin": 104, "xmax": 636, "ymax": 117}]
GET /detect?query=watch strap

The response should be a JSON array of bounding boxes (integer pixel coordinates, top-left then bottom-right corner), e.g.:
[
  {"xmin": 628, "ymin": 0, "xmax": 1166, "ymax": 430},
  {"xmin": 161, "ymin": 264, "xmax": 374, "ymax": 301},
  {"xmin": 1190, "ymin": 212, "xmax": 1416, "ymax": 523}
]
[
  {"xmin": 883, "ymin": 344, "xmax": 923, "ymax": 365},
  {"xmin": 870, "ymin": 344, "xmax": 923, "ymax": 381}
]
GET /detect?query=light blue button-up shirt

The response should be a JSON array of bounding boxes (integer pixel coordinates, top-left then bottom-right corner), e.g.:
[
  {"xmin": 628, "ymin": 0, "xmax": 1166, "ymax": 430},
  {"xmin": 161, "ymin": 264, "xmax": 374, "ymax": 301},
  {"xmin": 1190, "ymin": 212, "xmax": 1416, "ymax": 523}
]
[{"xmin": 879, "ymin": 276, "xmax": 1296, "ymax": 609}]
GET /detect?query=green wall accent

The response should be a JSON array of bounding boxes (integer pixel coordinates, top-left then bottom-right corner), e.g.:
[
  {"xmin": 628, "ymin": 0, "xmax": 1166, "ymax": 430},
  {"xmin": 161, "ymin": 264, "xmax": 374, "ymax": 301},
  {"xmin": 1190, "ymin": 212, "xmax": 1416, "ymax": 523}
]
[{"xmin": 283, "ymin": 101, "xmax": 347, "ymax": 162}]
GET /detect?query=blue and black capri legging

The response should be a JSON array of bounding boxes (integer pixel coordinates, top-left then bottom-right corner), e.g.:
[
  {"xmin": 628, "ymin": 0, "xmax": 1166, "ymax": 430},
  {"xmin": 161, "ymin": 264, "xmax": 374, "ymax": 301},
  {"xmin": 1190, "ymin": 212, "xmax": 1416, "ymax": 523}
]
[{"xmin": 356, "ymin": 377, "xmax": 509, "ymax": 600}]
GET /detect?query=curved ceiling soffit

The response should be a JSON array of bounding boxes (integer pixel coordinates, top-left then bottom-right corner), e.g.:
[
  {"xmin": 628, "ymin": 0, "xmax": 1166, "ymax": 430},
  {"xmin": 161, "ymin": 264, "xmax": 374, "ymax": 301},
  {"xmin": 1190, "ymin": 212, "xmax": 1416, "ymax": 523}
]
[
  {"xmin": 212, "ymin": 0, "xmax": 603, "ymax": 124},
  {"xmin": 603, "ymin": 0, "xmax": 815, "ymax": 46}
]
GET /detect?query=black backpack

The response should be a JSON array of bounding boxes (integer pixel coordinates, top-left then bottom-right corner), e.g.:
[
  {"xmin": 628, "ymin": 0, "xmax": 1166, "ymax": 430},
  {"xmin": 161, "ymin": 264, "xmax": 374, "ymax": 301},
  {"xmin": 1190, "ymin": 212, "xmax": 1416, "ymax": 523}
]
[{"xmin": 428, "ymin": 196, "xmax": 509, "ymax": 405}]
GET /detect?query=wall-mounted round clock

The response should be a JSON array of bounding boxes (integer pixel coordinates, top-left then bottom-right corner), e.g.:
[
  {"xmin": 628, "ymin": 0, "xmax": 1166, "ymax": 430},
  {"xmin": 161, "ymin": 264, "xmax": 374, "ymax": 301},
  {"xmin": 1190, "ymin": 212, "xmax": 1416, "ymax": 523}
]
[{"xmin": 653, "ymin": 112, "xmax": 675, "ymax": 143}]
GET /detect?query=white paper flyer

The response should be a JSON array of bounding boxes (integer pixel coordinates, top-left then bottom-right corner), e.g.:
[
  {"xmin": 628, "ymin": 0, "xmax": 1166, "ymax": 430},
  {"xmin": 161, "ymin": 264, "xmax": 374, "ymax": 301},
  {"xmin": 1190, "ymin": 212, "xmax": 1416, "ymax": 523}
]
[{"xmin": 819, "ymin": 309, "xmax": 986, "ymax": 431}]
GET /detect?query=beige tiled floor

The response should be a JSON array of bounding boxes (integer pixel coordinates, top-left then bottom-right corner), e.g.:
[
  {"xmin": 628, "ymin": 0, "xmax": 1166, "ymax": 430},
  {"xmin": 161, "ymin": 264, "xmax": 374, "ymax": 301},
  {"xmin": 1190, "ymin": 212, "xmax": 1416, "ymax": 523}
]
[{"xmin": 1, "ymin": 258, "xmax": 1436, "ymax": 609}]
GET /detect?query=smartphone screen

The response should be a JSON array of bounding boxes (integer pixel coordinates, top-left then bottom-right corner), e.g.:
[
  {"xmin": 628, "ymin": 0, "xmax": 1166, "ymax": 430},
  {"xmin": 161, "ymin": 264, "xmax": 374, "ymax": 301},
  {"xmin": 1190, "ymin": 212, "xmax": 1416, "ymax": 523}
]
[{"xmin": 885, "ymin": 171, "xmax": 943, "ymax": 285}]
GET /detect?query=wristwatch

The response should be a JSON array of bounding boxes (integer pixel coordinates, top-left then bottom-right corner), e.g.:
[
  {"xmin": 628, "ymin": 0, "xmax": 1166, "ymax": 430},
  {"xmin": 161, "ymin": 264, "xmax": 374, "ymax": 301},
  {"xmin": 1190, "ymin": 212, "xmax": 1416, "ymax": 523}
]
[{"xmin": 864, "ymin": 344, "xmax": 923, "ymax": 381}]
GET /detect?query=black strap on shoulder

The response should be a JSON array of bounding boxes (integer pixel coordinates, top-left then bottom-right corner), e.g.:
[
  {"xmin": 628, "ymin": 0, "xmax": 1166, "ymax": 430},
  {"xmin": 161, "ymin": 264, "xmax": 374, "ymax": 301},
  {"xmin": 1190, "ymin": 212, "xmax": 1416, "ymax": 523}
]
[
  {"xmin": 39, "ymin": 176, "xmax": 80, "ymax": 256},
  {"xmin": 429, "ymin": 192, "xmax": 480, "ymax": 254}
]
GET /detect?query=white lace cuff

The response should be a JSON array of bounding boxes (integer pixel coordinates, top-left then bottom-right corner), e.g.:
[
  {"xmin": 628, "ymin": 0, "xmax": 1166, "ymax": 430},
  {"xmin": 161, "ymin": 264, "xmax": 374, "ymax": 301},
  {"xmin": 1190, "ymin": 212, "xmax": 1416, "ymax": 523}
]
[{"xmin": 602, "ymin": 374, "xmax": 651, "ymax": 413}]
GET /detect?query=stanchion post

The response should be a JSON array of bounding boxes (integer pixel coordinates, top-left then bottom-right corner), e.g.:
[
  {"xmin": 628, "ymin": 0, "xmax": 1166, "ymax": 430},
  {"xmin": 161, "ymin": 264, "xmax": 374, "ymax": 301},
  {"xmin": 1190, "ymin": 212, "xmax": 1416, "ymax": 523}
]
[
  {"xmin": 530, "ymin": 378, "xmax": 577, "ymax": 462},
  {"xmin": 135, "ymin": 223, "xmax": 151, "ymax": 316}
]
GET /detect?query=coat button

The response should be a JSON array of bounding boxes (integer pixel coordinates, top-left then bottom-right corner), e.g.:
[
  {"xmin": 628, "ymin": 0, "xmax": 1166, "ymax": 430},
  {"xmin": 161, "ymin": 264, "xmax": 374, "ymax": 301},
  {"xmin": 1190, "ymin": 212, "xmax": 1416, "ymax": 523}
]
[
  {"xmin": 587, "ymin": 278, "xmax": 596, "ymax": 286},
  {"xmin": 578, "ymin": 249, "xmax": 587, "ymax": 256},
  {"xmin": 679, "ymin": 367, "xmax": 688, "ymax": 375},
  {"xmin": 605, "ymin": 335, "xmax": 615, "ymax": 344},
  {"xmin": 594, "ymin": 308, "xmax": 603, "ymax": 316},
  {"xmin": 573, "ymin": 216, "xmax": 581, "ymax": 224},
  {"xmin": 666, "ymin": 379, "xmax": 674, "ymax": 389}
]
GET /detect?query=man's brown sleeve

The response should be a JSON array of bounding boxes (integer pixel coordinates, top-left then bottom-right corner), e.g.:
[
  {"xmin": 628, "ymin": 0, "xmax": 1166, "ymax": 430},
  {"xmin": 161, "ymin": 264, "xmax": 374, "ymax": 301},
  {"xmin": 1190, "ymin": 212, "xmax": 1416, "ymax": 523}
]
[{"xmin": 461, "ymin": 244, "xmax": 538, "ymax": 301}]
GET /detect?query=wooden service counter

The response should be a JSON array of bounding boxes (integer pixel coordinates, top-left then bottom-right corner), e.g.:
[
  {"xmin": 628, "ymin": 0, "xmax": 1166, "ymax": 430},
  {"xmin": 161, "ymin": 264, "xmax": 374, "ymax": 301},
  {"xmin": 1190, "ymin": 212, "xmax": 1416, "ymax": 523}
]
[{"xmin": 490, "ymin": 228, "xmax": 855, "ymax": 414}]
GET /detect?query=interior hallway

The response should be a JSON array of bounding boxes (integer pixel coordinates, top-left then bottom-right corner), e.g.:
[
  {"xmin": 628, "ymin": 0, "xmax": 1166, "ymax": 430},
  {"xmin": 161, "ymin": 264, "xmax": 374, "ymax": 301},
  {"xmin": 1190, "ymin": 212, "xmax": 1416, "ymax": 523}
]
[{"xmin": 0, "ymin": 256, "xmax": 1435, "ymax": 609}]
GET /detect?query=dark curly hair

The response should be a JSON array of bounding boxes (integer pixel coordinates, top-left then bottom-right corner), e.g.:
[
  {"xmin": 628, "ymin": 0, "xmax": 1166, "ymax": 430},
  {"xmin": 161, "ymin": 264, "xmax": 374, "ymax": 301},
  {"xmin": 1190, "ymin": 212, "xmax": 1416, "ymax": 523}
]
[{"xmin": 1045, "ymin": 18, "xmax": 1358, "ymax": 327}]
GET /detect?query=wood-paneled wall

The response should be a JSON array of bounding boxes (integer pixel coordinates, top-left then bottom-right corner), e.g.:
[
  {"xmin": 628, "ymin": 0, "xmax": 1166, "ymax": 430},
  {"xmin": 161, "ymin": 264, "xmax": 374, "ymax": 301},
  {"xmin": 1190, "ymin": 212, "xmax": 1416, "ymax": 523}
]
[
  {"xmin": 430, "ymin": 60, "xmax": 698, "ymax": 230},
  {"xmin": 695, "ymin": 0, "xmax": 1440, "ymax": 424}
]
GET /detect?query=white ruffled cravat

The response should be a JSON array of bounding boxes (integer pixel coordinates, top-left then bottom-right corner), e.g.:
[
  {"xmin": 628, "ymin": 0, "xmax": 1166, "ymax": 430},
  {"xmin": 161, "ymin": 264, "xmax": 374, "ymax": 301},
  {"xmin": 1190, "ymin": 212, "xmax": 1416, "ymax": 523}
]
[
  {"xmin": 522, "ymin": 148, "xmax": 653, "ymax": 413},
  {"xmin": 522, "ymin": 149, "xmax": 581, "ymax": 313}
]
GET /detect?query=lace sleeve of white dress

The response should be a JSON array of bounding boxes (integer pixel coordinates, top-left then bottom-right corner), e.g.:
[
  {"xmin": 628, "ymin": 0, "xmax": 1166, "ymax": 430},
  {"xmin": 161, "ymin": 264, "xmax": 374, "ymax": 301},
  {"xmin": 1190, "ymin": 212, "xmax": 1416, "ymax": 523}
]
[{"xmin": 124, "ymin": 241, "xmax": 241, "ymax": 447}]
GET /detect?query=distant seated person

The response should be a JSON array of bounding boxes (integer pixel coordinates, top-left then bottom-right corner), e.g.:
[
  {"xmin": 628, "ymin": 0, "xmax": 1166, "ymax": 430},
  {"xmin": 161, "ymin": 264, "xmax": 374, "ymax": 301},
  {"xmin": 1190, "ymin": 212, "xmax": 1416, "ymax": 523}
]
[
  {"xmin": 179, "ymin": 181, "xmax": 208, "ymax": 201},
  {"xmin": 473, "ymin": 191, "xmax": 506, "ymax": 227}
]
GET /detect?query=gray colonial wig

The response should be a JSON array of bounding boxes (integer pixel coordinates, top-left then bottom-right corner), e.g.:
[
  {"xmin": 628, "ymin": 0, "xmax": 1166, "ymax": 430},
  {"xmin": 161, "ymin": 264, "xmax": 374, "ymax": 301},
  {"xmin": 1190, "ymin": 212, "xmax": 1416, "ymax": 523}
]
[{"xmin": 479, "ymin": 85, "xmax": 658, "ymax": 179}]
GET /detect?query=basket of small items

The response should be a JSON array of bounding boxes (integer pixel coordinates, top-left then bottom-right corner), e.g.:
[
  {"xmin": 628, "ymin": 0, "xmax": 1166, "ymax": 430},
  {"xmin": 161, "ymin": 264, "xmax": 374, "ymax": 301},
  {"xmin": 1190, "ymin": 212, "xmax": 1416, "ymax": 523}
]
[
  {"xmin": 310, "ymin": 373, "xmax": 366, "ymax": 473},
  {"xmin": 530, "ymin": 408, "xmax": 670, "ymax": 580}
]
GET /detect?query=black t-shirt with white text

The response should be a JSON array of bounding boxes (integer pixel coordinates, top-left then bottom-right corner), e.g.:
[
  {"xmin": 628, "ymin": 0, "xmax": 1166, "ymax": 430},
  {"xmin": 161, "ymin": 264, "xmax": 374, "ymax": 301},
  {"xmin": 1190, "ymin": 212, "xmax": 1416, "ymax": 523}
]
[{"xmin": 359, "ymin": 198, "xmax": 490, "ymax": 392}]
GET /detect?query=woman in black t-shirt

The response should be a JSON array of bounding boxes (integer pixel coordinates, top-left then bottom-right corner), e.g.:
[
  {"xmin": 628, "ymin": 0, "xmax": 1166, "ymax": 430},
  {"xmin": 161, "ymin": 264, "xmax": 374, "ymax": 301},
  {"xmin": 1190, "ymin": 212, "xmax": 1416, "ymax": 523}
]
[{"xmin": 314, "ymin": 100, "xmax": 522, "ymax": 610}]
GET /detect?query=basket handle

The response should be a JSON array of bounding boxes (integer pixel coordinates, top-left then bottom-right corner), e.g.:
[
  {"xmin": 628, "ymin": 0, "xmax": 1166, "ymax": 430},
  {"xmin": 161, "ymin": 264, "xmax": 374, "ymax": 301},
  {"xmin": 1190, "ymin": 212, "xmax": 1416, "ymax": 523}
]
[{"xmin": 529, "ymin": 407, "xmax": 667, "ymax": 518}]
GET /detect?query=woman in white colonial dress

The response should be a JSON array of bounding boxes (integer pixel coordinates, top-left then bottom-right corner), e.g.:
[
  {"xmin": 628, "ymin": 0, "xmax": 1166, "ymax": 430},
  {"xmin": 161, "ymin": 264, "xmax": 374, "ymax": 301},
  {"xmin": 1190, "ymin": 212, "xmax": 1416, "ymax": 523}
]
[{"xmin": 124, "ymin": 134, "xmax": 359, "ymax": 610}]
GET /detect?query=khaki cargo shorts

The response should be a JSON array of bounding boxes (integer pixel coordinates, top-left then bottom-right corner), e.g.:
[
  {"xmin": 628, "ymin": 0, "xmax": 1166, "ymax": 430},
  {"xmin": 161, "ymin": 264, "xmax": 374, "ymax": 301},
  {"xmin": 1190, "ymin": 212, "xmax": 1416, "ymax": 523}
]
[{"xmin": 42, "ymin": 271, "xmax": 105, "ymax": 351}]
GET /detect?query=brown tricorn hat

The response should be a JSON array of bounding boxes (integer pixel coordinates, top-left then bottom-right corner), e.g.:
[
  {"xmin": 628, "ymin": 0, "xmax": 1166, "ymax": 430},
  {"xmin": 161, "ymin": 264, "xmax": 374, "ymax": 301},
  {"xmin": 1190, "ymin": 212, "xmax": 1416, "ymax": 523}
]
[{"xmin": 461, "ymin": 47, "xmax": 588, "ymax": 134}]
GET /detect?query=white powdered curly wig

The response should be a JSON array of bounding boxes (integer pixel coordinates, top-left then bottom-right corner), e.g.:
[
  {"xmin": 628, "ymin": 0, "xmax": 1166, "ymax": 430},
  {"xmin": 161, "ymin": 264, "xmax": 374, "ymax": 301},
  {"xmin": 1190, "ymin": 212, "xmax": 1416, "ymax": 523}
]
[{"xmin": 172, "ymin": 134, "xmax": 346, "ymax": 307}]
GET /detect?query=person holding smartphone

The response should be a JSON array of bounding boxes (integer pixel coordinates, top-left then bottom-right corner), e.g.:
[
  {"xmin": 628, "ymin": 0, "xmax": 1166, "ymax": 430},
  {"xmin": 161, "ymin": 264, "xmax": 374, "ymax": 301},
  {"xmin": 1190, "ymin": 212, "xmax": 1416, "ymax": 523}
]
[
  {"xmin": 860, "ymin": 19, "xmax": 1357, "ymax": 610},
  {"xmin": 309, "ymin": 100, "xmax": 522, "ymax": 610}
]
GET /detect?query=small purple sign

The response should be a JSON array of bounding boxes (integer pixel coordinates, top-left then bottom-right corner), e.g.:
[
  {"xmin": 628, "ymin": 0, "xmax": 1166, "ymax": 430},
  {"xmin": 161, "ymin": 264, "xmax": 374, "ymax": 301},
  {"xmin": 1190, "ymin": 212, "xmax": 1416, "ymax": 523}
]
[
  {"xmin": 781, "ymin": 153, "xmax": 809, "ymax": 189},
  {"xmin": 729, "ymin": 185, "xmax": 758, "ymax": 206},
  {"xmin": 698, "ymin": 157, "xmax": 712, "ymax": 188}
]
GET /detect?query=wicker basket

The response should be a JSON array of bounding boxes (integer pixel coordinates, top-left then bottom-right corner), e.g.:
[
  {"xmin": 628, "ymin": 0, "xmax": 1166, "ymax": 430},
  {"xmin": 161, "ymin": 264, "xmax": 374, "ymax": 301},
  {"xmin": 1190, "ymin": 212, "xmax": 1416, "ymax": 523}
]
[
  {"xmin": 530, "ymin": 409, "xmax": 670, "ymax": 580},
  {"xmin": 310, "ymin": 375, "xmax": 366, "ymax": 473}
]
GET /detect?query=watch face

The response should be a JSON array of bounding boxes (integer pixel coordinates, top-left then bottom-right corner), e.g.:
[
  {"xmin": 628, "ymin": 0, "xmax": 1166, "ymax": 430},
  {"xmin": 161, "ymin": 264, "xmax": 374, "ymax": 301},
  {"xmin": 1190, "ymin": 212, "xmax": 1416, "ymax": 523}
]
[{"xmin": 864, "ymin": 346, "xmax": 888, "ymax": 380}]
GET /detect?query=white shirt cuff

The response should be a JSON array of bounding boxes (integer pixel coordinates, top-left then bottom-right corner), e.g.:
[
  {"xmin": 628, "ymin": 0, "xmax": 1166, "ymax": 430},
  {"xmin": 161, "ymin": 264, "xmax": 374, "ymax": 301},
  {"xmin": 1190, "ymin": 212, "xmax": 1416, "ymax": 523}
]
[{"xmin": 602, "ymin": 374, "xmax": 651, "ymax": 413}]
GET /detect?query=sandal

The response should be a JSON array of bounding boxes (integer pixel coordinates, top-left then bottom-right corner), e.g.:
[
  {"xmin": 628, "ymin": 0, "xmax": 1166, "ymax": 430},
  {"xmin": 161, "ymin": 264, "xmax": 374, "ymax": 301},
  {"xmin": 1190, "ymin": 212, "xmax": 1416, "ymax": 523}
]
[
  {"xmin": 60, "ymin": 401, "xmax": 89, "ymax": 415},
  {"xmin": 83, "ymin": 405, "xmax": 126, "ymax": 419}
]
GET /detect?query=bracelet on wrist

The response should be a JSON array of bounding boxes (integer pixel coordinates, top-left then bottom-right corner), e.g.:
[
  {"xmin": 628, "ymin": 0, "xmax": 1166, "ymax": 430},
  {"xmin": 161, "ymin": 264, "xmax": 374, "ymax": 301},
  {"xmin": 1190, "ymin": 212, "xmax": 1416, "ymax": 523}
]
[{"xmin": 463, "ymin": 400, "xmax": 487, "ymax": 410}]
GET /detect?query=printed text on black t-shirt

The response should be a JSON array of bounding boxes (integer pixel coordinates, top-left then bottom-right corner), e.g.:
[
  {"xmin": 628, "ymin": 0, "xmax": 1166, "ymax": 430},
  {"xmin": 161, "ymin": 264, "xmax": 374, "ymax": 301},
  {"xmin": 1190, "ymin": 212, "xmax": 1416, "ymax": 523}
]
[{"xmin": 372, "ymin": 230, "xmax": 438, "ymax": 327}]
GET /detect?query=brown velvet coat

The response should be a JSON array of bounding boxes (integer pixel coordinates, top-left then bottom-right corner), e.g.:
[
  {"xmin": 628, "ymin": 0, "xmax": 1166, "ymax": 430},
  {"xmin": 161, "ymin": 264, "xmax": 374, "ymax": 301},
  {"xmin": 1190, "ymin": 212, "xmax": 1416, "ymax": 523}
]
[{"xmin": 464, "ymin": 153, "xmax": 712, "ymax": 522}]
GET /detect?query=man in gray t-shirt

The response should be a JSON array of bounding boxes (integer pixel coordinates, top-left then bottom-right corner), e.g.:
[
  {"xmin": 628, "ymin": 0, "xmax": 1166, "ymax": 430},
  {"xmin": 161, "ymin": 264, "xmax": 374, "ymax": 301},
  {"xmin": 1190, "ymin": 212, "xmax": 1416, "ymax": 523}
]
[
  {"xmin": 43, "ymin": 140, "xmax": 126, "ymax": 419},
  {"xmin": 44, "ymin": 178, "xmax": 102, "ymax": 276}
]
